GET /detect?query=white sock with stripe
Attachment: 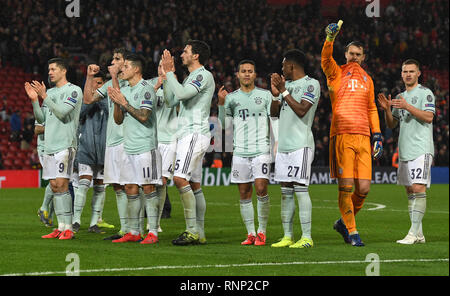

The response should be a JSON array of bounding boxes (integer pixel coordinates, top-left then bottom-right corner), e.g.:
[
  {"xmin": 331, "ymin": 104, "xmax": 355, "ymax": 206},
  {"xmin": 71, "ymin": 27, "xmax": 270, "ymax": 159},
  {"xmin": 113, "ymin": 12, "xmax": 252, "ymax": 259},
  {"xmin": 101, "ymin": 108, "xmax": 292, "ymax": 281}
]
[
  {"xmin": 240, "ymin": 199, "xmax": 256, "ymax": 236},
  {"xmin": 280, "ymin": 187, "xmax": 295, "ymax": 239},
  {"xmin": 257, "ymin": 195, "xmax": 270, "ymax": 234},
  {"xmin": 294, "ymin": 185, "xmax": 312, "ymax": 239}
]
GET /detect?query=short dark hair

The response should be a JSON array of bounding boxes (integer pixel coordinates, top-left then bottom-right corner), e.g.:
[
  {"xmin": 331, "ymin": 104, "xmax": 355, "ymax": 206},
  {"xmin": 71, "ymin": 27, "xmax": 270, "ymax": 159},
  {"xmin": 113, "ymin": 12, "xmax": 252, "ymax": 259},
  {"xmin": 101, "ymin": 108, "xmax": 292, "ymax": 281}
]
[
  {"xmin": 94, "ymin": 70, "xmax": 106, "ymax": 81},
  {"xmin": 48, "ymin": 57, "xmax": 68, "ymax": 70},
  {"xmin": 124, "ymin": 53, "xmax": 146, "ymax": 74},
  {"xmin": 237, "ymin": 59, "xmax": 256, "ymax": 72},
  {"xmin": 186, "ymin": 40, "xmax": 211, "ymax": 65},
  {"xmin": 345, "ymin": 41, "xmax": 365, "ymax": 53},
  {"xmin": 283, "ymin": 49, "xmax": 306, "ymax": 69},
  {"xmin": 402, "ymin": 59, "xmax": 420, "ymax": 70},
  {"xmin": 113, "ymin": 47, "xmax": 128, "ymax": 58}
]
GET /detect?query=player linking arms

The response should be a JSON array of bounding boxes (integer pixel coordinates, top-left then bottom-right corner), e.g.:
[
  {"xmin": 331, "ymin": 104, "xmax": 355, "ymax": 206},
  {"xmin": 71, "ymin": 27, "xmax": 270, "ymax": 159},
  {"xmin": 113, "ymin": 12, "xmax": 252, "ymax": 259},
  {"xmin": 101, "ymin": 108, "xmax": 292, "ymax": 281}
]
[
  {"xmin": 378, "ymin": 59, "xmax": 434, "ymax": 244},
  {"xmin": 321, "ymin": 21, "xmax": 382, "ymax": 247}
]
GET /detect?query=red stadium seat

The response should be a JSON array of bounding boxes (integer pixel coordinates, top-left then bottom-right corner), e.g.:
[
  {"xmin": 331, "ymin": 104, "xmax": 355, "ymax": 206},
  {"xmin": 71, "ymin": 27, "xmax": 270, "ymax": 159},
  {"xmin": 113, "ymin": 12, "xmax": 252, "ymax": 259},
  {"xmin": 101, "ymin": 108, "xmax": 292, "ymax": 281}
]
[{"xmin": 3, "ymin": 158, "xmax": 13, "ymax": 169}]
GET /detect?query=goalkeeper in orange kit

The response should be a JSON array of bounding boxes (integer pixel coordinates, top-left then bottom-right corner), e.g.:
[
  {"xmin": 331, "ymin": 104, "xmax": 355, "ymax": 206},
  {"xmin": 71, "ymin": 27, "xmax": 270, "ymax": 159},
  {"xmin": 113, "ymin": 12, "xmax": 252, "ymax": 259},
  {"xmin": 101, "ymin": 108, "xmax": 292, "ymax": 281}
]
[{"xmin": 321, "ymin": 21, "xmax": 383, "ymax": 246}]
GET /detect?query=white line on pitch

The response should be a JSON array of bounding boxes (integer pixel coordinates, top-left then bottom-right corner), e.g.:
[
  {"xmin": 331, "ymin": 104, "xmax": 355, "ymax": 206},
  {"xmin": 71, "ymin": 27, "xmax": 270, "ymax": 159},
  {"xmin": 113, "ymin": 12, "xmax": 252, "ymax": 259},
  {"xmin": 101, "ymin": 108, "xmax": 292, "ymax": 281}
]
[{"xmin": 1, "ymin": 258, "xmax": 448, "ymax": 276}]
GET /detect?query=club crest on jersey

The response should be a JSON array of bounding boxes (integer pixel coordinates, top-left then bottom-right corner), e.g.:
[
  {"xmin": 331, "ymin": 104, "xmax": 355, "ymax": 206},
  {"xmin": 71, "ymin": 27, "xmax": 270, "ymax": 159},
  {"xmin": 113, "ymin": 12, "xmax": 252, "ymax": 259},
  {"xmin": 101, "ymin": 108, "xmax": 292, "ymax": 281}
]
[
  {"xmin": 254, "ymin": 97, "xmax": 262, "ymax": 105},
  {"xmin": 411, "ymin": 96, "xmax": 418, "ymax": 104}
]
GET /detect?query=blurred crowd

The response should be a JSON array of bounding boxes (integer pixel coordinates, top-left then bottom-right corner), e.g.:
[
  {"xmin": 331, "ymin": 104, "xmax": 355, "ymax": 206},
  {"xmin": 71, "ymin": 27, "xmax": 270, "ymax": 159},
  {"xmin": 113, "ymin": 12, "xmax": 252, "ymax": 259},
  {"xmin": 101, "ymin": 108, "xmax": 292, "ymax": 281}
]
[{"xmin": 0, "ymin": 0, "xmax": 448, "ymax": 168}]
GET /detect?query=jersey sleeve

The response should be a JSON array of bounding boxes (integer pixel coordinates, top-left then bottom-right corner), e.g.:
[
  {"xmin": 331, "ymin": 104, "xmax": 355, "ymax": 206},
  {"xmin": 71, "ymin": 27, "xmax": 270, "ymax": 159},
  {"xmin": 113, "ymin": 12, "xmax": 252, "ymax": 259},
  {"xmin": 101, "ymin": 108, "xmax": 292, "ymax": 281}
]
[
  {"xmin": 96, "ymin": 81, "xmax": 109, "ymax": 98},
  {"xmin": 139, "ymin": 85, "xmax": 155, "ymax": 111},
  {"xmin": 65, "ymin": 87, "xmax": 83, "ymax": 109},
  {"xmin": 165, "ymin": 72, "xmax": 199, "ymax": 100},
  {"xmin": 218, "ymin": 94, "xmax": 233, "ymax": 129},
  {"xmin": 321, "ymin": 40, "xmax": 341, "ymax": 84},
  {"xmin": 422, "ymin": 90, "xmax": 436, "ymax": 113},
  {"xmin": 301, "ymin": 80, "xmax": 320, "ymax": 105},
  {"xmin": 265, "ymin": 91, "xmax": 273, "ymax": 115},
  {"xmin": 367, "ymin": 78, "xmax": 381, "ymax": 134}
]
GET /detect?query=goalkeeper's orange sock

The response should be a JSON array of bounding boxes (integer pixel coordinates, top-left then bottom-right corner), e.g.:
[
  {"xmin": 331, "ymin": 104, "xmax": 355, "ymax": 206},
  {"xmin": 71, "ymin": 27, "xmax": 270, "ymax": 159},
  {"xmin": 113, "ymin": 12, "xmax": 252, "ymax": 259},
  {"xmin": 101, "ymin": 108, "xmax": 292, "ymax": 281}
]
[
  {"xmin": 352, "ymin": 192, "xmax": 367, "ymax": 216},
  {"xmin": 338, "ymin": 185, "xmax": 357, "ymax": 234}
]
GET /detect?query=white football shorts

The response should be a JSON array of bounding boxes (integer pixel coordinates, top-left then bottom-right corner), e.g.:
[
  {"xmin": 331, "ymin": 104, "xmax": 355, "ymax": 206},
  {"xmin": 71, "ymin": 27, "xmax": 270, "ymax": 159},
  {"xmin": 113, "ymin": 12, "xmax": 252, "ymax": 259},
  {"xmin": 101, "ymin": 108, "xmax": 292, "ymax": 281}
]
[
  {"xmin": 397, "ymin": 153, "xmax": 433, "ymax": 188},
  {"xmin": 158, "ymin": 142, "xmax": 177, "ymax": 179},
  {"xmin": 173, "ymin": 133, "xmax": 210, "ymax": 183},
  {"xmin": 120, "ymin": 149, "xmax": 162, "ymax": 186},
  {"xmin": 274, "ymin": 147, "xmax": 314, "ymax": 185},
  {"xmin": 103, "ymin": 143, "xmax": 124, "ymax": 184},
  {"xmin": 78, "ymin": 163, "xmax": 104, "ymax": 180},
  {"xmin": 42, "ymin": 147, "xmax": 76, "ymax": 180},
  {"xmin": 231, "ymin": 154, "xmax": 271, "ymax": 183}
]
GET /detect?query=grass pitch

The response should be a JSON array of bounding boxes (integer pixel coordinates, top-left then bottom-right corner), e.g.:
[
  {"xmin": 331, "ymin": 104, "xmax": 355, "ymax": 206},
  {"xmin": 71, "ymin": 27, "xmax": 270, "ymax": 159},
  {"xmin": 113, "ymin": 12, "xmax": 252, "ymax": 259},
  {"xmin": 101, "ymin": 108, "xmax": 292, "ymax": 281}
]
[{"xmin": 0, "ymin": 184, "xmax": 448, "ymax": 277}]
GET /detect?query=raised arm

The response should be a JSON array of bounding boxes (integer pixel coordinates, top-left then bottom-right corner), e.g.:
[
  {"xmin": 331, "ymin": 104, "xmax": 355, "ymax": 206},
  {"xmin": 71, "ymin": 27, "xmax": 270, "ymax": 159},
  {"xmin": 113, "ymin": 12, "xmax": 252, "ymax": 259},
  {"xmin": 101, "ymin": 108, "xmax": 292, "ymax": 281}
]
[
  {"xmin": 161, "ymin": 49, "xmax": 198, "ymax": 101},
  {"xmin": 25, "ymin": 82, "xmax": 45, "ymax": 123},
  {"xmin": 217, "ymin": 86, "xmax": 228, "ymax": 128},
  {"xmin": 377, "ymin": 93, "xmax": 398, "ymax": 129},
  {"xmin": 83, "ymin": 64, "xmax": 103, "ymax": 104},
  {"xmin": 321, "ymin": 21, "xmax": 343, "ymax": 83}
]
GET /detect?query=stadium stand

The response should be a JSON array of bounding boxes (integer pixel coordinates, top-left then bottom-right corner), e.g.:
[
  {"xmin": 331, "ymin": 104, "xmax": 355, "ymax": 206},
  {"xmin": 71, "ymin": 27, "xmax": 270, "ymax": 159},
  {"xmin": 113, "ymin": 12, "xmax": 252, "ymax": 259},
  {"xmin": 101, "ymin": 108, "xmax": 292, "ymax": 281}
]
[{"xmin": 0, "ymin": 0, "xmax": 448, "ymax": 170}]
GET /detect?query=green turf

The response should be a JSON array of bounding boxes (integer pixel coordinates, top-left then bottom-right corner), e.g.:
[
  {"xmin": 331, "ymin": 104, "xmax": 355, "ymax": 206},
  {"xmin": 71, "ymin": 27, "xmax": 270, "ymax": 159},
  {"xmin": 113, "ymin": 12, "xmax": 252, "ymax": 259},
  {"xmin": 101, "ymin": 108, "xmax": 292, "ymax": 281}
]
[{"xmin": 0, "ymin": 184, "xmax": 448, "ymax": 276}]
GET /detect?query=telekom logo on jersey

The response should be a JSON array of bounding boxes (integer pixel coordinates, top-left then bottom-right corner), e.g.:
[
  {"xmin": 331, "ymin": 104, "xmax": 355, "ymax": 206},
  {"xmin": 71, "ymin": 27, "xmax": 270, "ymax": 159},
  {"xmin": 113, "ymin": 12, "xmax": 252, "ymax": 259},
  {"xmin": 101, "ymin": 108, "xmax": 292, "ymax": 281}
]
[
  {"xmin": 348, "ymin": 79, "xmax": 368, "ymax": 92},
  {"xmin": 164, "ymin": 112, "xmax": 276, "ymax": 154}
]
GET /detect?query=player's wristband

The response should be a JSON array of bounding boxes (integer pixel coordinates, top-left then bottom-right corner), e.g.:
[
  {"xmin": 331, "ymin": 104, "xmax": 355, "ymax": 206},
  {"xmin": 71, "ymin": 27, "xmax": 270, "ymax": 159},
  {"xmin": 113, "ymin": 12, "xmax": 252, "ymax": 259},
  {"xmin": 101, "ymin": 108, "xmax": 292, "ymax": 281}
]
[
  {"xmin": 281, "ymin": 90, "xmax": 290, "ymax": 98},
  {"xmin": 272, "ymin": 95, "xmax": 280, "ymax": 101}
]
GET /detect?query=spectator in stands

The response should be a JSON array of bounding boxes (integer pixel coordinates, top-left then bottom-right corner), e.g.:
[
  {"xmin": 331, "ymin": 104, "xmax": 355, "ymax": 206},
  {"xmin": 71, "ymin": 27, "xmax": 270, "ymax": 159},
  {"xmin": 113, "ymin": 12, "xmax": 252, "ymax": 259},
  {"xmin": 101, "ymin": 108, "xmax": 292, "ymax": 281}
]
[
  {"xmin": 0, "ymin": 150, "xmax": 4, "ymax": 170},
  {"xmin": 20, "ymin": 122, "xmax": 34, "ymax": 150},
  {"xmin": 30, "ymin": 147, "xmax": 40, "ymax": 169},
  {"xmin": 0, "ymin": 97, "xmax": 8, "ymax": 122},
  {"xmin": 1, "ymin": 0, "xmax": 448, "ymax": 168},
  {"xmin": 9, "ymin": 109, "xmax": 21, "ymax": 142},
  {"xmin": 435, "ymin": 144, "xmax": 449, "ymax": 166}
]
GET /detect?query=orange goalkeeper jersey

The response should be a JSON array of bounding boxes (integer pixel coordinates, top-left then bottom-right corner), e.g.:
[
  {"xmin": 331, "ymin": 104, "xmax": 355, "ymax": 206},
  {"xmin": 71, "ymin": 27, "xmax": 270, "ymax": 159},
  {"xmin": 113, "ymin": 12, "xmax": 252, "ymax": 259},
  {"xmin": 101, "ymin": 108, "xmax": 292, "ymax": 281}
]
[{"xmin": 321, "ymin": 40, "xmax": 380, "ymax": 138}]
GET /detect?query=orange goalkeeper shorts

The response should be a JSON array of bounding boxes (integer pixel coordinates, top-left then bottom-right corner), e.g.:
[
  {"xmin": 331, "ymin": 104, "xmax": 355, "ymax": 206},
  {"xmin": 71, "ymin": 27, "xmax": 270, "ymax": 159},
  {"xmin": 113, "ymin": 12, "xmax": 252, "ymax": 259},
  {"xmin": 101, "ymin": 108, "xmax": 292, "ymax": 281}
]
[{"xmin": 329, "ymin": 134, "xmax": 372, "ymax": 180}]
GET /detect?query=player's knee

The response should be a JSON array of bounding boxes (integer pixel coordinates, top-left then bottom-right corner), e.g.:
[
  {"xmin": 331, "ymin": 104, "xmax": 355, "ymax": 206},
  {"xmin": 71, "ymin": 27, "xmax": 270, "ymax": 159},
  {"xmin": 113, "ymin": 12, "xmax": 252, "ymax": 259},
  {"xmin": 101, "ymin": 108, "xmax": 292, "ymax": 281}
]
[
  {"xmin": 113, "ymin": 183, "xmax": 124, "ymax": 191},
  {"xmin": 411, "ymin": 183, "xmax": 426, "ymax": 194},
  {"xmin": 356, "ymin": 187, "xmax": 370, "ymax": 196},
  {"xmin": 255, "ymin": 186, "xmax": 267, "ymax": 197},
  {"xmin": 173, "ymin": 176, "xmax": 188, "ymax": 189},
  {"xmin": 125, "ymin": 184, "xmax": 139, "ymax": 196}
]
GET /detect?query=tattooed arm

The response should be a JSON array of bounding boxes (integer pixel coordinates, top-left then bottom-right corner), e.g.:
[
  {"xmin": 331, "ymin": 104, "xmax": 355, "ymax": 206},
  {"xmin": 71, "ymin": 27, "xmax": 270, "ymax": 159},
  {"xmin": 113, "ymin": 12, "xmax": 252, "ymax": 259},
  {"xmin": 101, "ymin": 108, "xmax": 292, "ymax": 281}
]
[
  {"xmin": 121, "ymin": 102, "xmax": 151, "ymax": 123},
  {"xmin": 108, "ymin": 87, "xmax": 151, "ymax": 124}
]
